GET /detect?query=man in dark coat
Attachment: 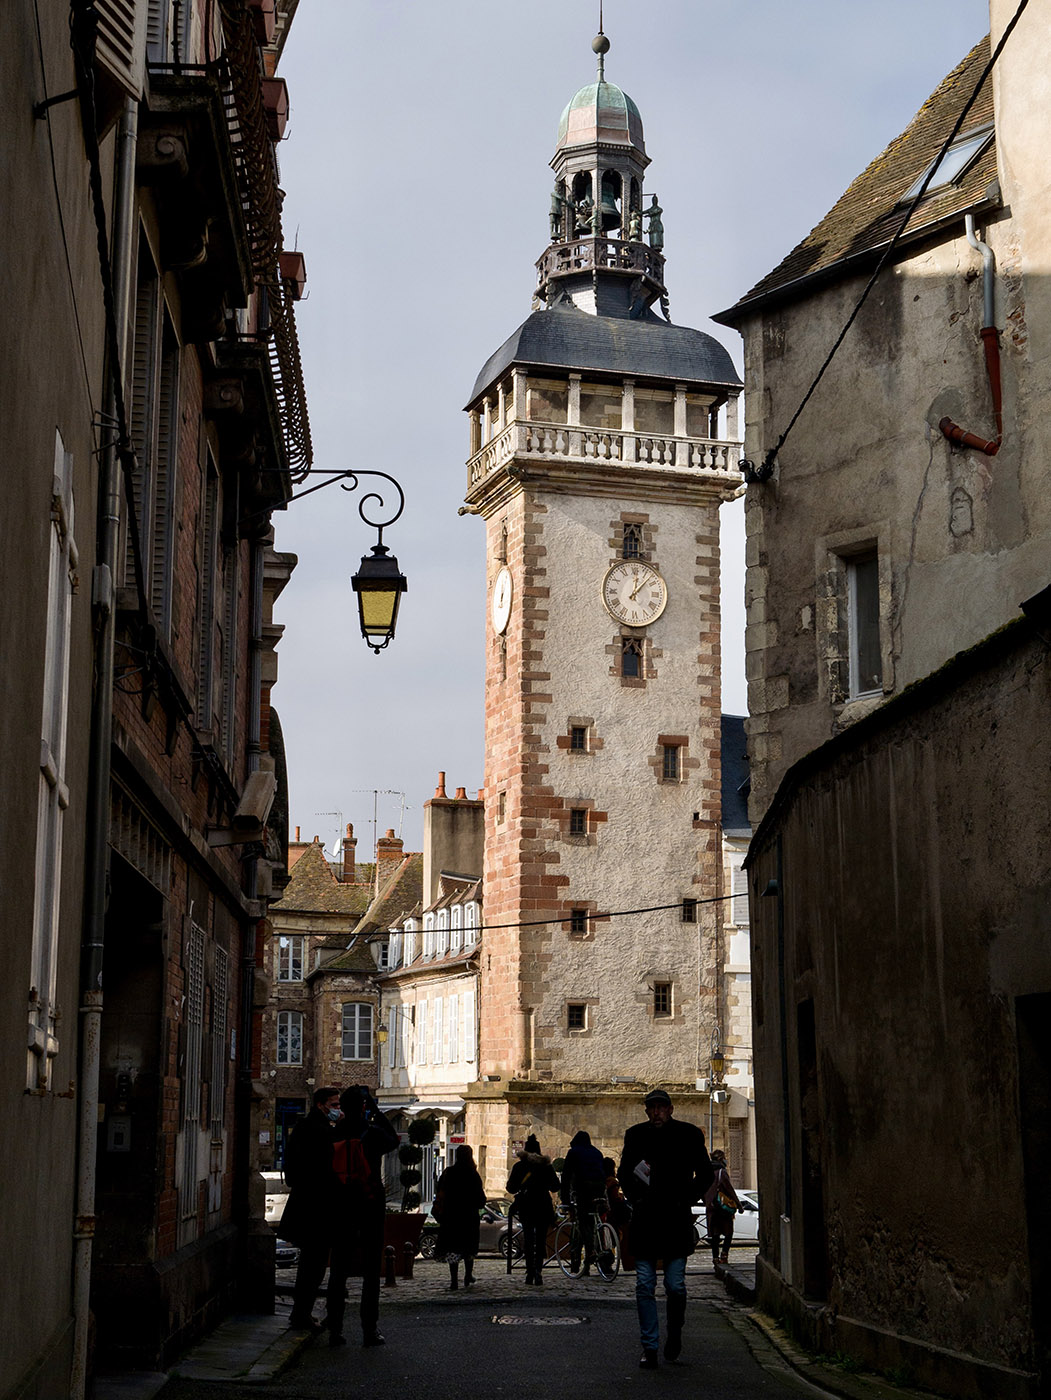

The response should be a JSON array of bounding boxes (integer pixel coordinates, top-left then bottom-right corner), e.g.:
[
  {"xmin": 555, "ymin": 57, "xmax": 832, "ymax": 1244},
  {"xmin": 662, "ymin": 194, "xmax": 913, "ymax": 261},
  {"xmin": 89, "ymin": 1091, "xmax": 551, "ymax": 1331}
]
[
  {"xmin": 507, "ymin": 1133, "xmax": 559, "ymax": 1284},
  {"xmin": 323, "ymin": 1084, "xmax": 399, "ymax": 1347},
  {"xmin": 282, "ymin": 1086, "xmax": 343, "ymax": 1329},
  {"xmin": 618, "ymin": 1088, "xmax": 713, "ymax": 1369}
]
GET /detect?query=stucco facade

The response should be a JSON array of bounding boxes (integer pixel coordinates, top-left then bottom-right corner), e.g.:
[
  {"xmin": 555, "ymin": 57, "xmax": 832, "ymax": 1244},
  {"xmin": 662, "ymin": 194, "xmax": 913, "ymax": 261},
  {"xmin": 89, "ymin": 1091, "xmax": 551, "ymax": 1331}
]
[{"xmin": 718, "ymin": 6, "xmax": 1051, "ymax": 1394}]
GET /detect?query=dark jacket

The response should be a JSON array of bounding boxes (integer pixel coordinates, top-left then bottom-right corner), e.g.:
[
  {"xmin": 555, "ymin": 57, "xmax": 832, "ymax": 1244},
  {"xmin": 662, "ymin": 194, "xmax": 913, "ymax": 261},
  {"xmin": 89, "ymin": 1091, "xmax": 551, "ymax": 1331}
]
[
  {"xmin": 618, "ymin": 1116, "xmax": 713, "ymax": 1260},
  {"xmin": 279, "ymin": 1108, "xmax": 340, "ymax": 1245},
  {"xmin": 334, "ymin": 1092, "xmax": 400, "ymax": 1216},
  {"xmin": 560, "ymin": 1130, "xmax": 607, "ymax": 1206},
  {"xmin": 433, "ymin": 1159, "xmax": 487, "ymax": 1258},
  {"xmin": 507, "ymin": 1150, "xmax": 560, "ymax": 1225}
]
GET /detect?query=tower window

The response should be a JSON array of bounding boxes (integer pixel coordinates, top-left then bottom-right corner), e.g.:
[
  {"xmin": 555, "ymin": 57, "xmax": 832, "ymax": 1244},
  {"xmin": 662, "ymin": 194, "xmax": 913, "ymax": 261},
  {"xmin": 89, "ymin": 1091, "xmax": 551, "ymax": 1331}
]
[
  {"xmin": 662, "ymin": 744, "xmax": 681, "ymax": 781},
  {"xmin": 498, "ymin": 791, "xmax": 506, "ymax": 823},
  {"xmin": 567, "ymin": 1003, "xmax": 587, "ymax": 1031},
  {"xmin": 570, "ymin": 725, "xmax": 588, "ymax": 751},
  {"xmin": 569, "ymin": 908, "xmax": 589, "ymax": 935},
  {"xmin": 622, "ymin": 523, "xmax": 643, "ymax": 559},
  {"xmin": 653, "ymin": 983, "xmax": 672, "ymax": 1018},
  {"xmin": 569, "ymin": 808, "xmax": 587, "ymax": 836},
  {"xmin": 622, "ymin": 637, "xmax": 642, "ymax": 678},
  {"xmin": 681, "ymin": 898, "xmax": 698, "ymax": 924}
]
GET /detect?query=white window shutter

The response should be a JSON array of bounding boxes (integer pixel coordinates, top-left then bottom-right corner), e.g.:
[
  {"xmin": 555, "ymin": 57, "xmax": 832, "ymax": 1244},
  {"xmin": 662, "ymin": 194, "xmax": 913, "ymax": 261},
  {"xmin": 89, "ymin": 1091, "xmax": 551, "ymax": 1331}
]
[
  {"xmin": 464, "ymin": 990, "xmax": 476, "ymax": 1063},
  {"xmin": 732, "ymin": 862, "xmax": 750, "ymax": 928},
  {"xmin": 417, "ymin": 1002, "xmax": 427, "ymax": 1066}
]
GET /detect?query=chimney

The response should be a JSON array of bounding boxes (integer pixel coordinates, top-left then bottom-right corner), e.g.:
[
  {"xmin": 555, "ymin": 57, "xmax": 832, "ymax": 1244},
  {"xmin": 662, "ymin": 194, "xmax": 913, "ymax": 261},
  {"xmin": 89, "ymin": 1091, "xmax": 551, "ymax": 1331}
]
[
  {"xmin": 455, "ymin": 786, "xmax": 467, "ymax": 800},
  {"xmin": 434, "ymin": 771, "xmax": 447, "ymax": 799},
  {"xmin": 295, "ymin": 825, "xmax": 300, "ymax": 841},
  {"xmin": 342, "ymin": 822, "xmax": 357, "ymax": 883},
  {"xmin": 375, "ymin": 828, "xmax": 404, "ymax": 894}
]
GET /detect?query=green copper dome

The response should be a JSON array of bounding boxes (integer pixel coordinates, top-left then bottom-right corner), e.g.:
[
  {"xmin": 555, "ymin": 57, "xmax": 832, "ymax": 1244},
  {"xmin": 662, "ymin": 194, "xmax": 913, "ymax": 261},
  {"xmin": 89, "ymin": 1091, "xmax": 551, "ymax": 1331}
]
[{"xmin": 556, "ymin": 80, "xmax": 645, "ymax": 154}]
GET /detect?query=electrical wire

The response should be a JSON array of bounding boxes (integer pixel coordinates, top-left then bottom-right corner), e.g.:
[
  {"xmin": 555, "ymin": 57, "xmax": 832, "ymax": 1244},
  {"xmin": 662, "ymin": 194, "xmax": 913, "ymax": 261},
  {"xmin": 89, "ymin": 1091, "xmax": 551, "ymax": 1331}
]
[
  {"xmin": 398, "ymin": 892, "xmax": 735, "ymax": 938},
  {"xmin": 746, "ymin": 0, "xmax": 1030, "ymax": 482}
]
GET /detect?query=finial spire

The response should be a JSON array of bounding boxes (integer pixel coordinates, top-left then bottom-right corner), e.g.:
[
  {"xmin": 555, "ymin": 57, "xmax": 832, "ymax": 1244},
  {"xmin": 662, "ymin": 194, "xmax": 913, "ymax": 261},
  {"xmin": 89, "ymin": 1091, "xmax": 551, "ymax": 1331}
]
[{"xmin": 592, "ymin": 13, "xmax": 610, "ymax": 83}]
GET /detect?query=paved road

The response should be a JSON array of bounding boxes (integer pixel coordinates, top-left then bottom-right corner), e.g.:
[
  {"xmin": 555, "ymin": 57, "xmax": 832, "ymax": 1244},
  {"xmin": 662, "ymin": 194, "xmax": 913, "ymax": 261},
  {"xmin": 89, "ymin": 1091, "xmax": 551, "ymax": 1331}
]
[{"xmin": 155, "ymin": 1256, "xmax": 832, "ymax": 1400}]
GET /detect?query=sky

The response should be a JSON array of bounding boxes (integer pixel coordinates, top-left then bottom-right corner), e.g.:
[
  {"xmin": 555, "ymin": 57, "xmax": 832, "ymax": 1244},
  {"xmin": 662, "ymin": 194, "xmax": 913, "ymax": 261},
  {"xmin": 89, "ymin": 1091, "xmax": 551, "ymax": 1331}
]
[{"xmin": 273, "ymin": 0, "xmax": 990, "ymax": 856}]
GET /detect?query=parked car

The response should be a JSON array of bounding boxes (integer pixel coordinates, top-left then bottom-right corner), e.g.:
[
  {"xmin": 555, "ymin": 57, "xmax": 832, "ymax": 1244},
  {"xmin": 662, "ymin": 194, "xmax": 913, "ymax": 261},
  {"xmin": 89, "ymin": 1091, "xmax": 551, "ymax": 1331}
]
[
  {"xmin": 419, "ymin": 1199, "xmax": 515, "ymax": 1258},
  {"xmin": 692, "ymin": 1189, "xmax": 759, "ymax": 1248},
  {"xmin": 274, "ymin": 1237, "xmax": 300, "ymax": 1267}
]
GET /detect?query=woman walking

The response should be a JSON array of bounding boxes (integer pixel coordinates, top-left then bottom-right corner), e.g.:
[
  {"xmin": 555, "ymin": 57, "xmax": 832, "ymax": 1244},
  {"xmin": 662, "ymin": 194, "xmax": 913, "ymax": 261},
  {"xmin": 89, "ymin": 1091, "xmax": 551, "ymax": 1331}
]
[
  {"xmin": 507, "ymin": 1134, "xmax": 559, "ymax": 1285},
  {"xmin": 433, "ymin": 1144, "xmax": 487, "ymax": 1288},
  {"xmin": 703, "ymin": 1148, "xmax": 742, "ymax": 1265}
]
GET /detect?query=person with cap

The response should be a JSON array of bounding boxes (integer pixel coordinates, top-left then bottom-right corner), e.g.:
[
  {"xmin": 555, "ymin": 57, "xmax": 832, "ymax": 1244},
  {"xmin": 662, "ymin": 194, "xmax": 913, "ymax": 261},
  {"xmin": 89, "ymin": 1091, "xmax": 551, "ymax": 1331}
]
[
  {"xmin": 618, "ymin": 1087, "xmax": 713, "ymax": 1369},
  {"xmin": 559, "ymin": 1129, "xmax": 609, "ymax": 1274},
  {"xmin": 507, "ymin": 1133, "xmax": 560, "ymax": 1284}
]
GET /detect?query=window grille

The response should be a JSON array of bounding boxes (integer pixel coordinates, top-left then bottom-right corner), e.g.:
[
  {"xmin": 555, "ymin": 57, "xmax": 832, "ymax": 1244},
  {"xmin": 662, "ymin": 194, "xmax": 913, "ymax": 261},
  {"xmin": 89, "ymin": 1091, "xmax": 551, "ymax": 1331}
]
[
  {"xmin": 622, "ymin": 522, "xmax": 643, "ymax": 559},
  {"xmin": 681, "ymin": 898, "xmax": 698, "ymax": 923},
  {"xmin": 210, "ymin": 947, "xmax": 228, "ymax": 1135},
  {"xmin": 622, "ymin": 637, "xmax": 642, "ymax": 678},
  {"xmin": 570, "ymin": 725, "xmax": 588, "ymax": 751},
  {"xmin": 567, "ymin": 1004, "xmax": 587, "ymax": 1031},
  {"xmin": 569, "ymin": 808, "xmax": 587, "ymax": 835},
  {"xmin": 569, "ymin": 908, "xmax": 588, "ymax": 935},
  {"xmin": 653, "ymin": 982, "xmax": 672, "ymax": 1018},
  {"xmin": 662, "ymin": 744, "xmax": 681, "ymax": 781}
]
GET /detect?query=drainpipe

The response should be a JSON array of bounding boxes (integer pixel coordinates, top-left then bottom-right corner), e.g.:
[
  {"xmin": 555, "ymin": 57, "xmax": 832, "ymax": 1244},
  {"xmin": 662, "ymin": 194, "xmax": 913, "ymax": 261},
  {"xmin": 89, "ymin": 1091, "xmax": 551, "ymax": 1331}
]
[
  {"xmin": 71, "ymin": 95, "xmax": 138, "ymax": 1400},
  {"xmin": 234, "ymin": 537, "xmax": 266, "ymax": 1238},
  {"xmin": 939, "ymin": 215, "xmax": 1002, "ymax": 455}
]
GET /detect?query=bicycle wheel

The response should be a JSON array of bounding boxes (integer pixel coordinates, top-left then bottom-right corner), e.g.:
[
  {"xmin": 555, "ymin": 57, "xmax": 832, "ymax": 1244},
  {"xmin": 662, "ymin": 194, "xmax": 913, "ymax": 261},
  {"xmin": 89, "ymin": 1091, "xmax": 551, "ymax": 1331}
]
[
  {"xmin": 499, "ymin": 1227, "xmax": 525, "ymax": 1263},
  {"xmin": 555, "ymin": 1219, "xmax": 584, "ymax": 1278},
  {"xmin": 594, "ymin": 1222, "xmax": 620, "ymax": 1280}
]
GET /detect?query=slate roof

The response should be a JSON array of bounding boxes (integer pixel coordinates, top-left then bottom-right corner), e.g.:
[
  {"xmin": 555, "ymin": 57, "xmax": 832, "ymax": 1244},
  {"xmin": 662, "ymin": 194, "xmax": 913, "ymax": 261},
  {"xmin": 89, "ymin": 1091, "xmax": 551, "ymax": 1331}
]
[
  {"xmin": 469, "ymin": 303, "xmax": 741, "ymax": 407},
  {"xmin": 716, "ymin": 38, "xmax": 997, "ymax": 324},
  {"xmin": 317, "ymin": 938, "xmax": 377, "ymax": 974},
  {"xmin": 721, "ymin": 714, "xmax": 750, "ymax": 836},
  {"xmin": 270, "ymin": 840, "xmax": 373, "ymax": 917},
  {"xmin": 353, "ymin": 852, "xmax": 424, "ymax": 937}
]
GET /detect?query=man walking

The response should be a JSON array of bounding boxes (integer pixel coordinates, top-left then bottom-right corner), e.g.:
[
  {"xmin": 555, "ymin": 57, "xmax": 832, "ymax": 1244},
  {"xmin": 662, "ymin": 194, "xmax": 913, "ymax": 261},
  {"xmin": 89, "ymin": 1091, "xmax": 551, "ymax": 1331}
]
[
  {"xmin": 618, "ymin": 1088, "xmax": 713, "ymax": 1368},
  {"xmin": 281, "ymin": 1086, "xmax": 343, "ymax": 1329}
]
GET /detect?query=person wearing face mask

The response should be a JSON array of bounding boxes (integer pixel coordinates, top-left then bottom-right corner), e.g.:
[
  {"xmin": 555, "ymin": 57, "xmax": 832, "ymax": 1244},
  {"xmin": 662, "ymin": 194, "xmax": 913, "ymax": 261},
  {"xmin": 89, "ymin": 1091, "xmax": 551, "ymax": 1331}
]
[{"xmin": 281, "ymin": 1086, "xmax": 345, "ymax": 1329}]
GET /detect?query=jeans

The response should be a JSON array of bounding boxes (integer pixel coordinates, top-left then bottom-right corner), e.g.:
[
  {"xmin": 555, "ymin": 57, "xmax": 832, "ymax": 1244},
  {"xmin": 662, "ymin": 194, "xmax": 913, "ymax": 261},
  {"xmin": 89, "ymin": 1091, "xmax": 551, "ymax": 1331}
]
[{"xmin": 634, "ymin": 1255, "xmax": 686, "ymax": 1351}]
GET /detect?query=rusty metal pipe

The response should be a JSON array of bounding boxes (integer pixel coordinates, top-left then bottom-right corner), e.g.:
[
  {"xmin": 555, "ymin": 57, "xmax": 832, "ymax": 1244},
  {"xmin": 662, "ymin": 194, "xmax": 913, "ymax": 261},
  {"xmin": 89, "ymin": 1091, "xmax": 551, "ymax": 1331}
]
[{"xmin": 939, "ymin": 216, "xmax": 1002, "ymax": 457}]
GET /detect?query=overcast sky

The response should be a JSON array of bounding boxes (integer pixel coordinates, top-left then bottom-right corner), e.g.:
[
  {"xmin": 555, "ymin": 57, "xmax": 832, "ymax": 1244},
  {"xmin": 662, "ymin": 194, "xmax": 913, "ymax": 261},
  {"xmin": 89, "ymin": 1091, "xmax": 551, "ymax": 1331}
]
[{"xmin": 273, "ymin": 0, "xmax": 990, "ymax": 856}]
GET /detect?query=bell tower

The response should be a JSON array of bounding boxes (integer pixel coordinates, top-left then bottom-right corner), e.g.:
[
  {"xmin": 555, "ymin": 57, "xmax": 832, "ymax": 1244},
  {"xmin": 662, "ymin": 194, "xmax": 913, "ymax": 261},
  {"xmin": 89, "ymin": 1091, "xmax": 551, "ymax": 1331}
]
[{"xmin": 463, "ymin": 29, "xmax": 742, "ymax": 1184}]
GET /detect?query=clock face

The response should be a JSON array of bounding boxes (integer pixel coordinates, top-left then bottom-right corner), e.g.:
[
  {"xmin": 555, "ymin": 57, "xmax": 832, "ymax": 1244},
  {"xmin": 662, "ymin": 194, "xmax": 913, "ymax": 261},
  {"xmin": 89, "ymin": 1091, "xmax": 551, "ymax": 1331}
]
[
  {"xmin": 601, "ymin": 560, "xmax": 668, "ymax": 626},
  {"xmin": 492, "ymin": 565, "xmax": 513, "ymax": 634}
]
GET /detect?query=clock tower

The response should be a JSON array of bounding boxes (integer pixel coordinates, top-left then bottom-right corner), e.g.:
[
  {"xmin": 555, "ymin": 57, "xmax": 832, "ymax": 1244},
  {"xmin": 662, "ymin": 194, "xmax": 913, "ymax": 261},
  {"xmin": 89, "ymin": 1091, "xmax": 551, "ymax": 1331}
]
[{"xmin": 463, "ymin": 30, "xmax": 742, "ymax": 1180}]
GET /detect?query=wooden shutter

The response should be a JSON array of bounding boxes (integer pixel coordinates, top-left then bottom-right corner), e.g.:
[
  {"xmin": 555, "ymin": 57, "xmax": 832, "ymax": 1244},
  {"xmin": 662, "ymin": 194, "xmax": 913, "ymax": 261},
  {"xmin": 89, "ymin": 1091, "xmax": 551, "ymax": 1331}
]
[
  {"xmin": 150, "ymin": 318, "xmax": 179, "ymax": 633},
  {"xmin": 95, "ymin": 0, "xmax": 146, "ymax": 101}
]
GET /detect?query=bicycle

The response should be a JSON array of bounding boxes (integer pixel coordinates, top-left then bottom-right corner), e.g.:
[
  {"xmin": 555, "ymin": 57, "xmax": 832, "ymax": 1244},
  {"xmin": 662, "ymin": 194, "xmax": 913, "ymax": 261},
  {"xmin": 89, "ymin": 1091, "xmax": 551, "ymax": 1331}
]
[{"xmin": 554, "ymin": 1201, "xmax": 620, "ymax": 1280}]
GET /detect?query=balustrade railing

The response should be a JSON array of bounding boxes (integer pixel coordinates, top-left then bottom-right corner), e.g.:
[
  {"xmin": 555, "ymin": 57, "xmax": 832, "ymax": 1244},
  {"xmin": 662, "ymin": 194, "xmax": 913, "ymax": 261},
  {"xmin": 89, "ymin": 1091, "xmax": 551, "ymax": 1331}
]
[
  {"xmin": 536, "ymin": 236, "xmax": 665, "ymax": 288},
  {"xmin": 468, "ymin": 419, "xmax": 741, "ymax": 486}
]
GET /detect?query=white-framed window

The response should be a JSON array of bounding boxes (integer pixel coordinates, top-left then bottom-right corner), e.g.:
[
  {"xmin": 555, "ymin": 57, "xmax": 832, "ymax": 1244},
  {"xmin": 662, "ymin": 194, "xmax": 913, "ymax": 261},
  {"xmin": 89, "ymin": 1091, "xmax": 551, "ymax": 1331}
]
[
  {"xmin": 432, "ymin": 997, "xmax": 444, "ymax": 1064},
  {"xmin": 450, "ymin": 905, "xmax": 462, "ymax": 953},
  {"xmin": 376, "ymin": 938, "xmax": 390, "ymax": 971},
  {"xmin": 28, "ymin": 431, "xmax": 77, "ymax": 1091},
  {"xmin": 387, "ymin": 931, "xmax": 401, "ymax": 970},
  {"xmin": 464, "ymin": 990, "xmax": 477, "ymax": 1063},
  {"xmin": 403, "ymin": 920, "xmax": 417, "ymax": 964},
  {"xmin": 437, "ymin": 909, "xmax": 449, "ymax": 955},
  {"xmin": 464, "ymin": 903, "xmax": 479, "ymax": 947},
  {"xmin": 448, "ymin": 994, "xmax": 459, "ymax": 1063},
  {"xmin": 417, "ymin": 1002, "xmax": 428, "ymax": 1066},
  {"xmin": 847, "ymin": 550, "xmax": 882, "ymax": 697},
  {"xmin": 423, "ymin": 912, "xmax": 435, "ymax": 958},
  {"xmin": 277, "ymin": 935, "xmax": 304, "ymax": 982},
  {"xmin": 277, "ymin": 1010, "xmax": 303, "ymax": 1066},
  {"xmin": 341, "ymin": 1002, "xmax": 373, "ymax": 1061}
]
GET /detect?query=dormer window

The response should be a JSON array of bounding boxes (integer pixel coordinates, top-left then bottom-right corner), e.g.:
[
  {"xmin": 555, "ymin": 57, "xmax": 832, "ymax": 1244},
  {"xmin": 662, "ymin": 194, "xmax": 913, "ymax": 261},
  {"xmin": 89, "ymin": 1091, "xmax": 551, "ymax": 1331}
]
[
  {"xmin": 464, "ymin": 902, "xmax": 479, "ymax": 947},
  {"xmin": 451, "ymin": 905, "xmax": 463, "ymax": 953},
  {"xmin": 387, "ymin": 931, "xmax": 401, "ymax": 970},
  {"xmin": 899, "ymin": 126, "xmax": 993, "ymax": 204},
  {"xmin": 423, "ymin": 912, "xmax": 435, "ymax": 958},
  {"xmin": 437, "ymin": 908, "xmax": 449, "ymax": 955}
]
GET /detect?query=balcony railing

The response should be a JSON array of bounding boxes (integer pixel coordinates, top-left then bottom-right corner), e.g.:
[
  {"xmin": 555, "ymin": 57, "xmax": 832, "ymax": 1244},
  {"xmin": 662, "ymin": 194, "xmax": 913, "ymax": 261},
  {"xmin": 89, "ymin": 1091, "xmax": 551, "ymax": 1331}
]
[
  {"xmin": 536, "ymin": 236, "xmax": 666, "ymax": 288},
  {"xmin": 468, "ymin": 419, "xmax": 741, "ymax": 487}
]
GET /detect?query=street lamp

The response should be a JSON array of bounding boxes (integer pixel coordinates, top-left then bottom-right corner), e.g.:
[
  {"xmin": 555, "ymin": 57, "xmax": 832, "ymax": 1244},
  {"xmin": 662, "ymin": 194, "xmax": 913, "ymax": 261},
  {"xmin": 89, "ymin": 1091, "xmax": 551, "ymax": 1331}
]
[
  {"xmin": 708, "ymin": 1025, "xmax": 725, "ymax": 1149},
  {"xmin": 244, "ymin": 465, "xmax": 408, "ymax": 652},
  {"xmin": 352, "ymin": 542, "xmax": 407, "ymax": 653}
]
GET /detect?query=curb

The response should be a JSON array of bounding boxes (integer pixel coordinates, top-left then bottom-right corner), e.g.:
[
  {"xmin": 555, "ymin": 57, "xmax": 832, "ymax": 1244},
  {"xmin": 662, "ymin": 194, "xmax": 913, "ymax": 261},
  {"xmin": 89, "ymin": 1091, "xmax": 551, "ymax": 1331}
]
[{"xmin": 745, "ymin": 1311, "xmax": 936, "ymax": 1400}]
